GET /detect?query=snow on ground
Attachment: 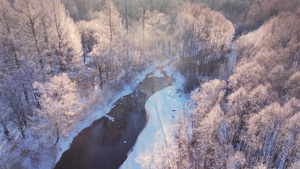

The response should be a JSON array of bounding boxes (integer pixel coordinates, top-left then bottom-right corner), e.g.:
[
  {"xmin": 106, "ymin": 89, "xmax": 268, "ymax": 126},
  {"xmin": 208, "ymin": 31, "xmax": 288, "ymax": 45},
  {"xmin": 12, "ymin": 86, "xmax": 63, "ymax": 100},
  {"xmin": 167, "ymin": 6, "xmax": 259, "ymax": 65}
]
[
  {"xmin": 55, "ymin": 59, "xmax": 173, "ymax": 165},
  {"xmin": 121, "ymin": 68, "xmax": 188, "ymax": 169},
  {"xmin": 0, "ymin": 64, "xmax": 156, "ymax": 169},
  {"xmin": 0, "ymin": 58, "xmax": 175, "ymax": 169},
  {"xmin": 148, "ymin": 69, "xmax": 164, "ymax": 78},
  {"xmin": 55, "ymin": 66, "xmax": 156, "ymax": 164}
]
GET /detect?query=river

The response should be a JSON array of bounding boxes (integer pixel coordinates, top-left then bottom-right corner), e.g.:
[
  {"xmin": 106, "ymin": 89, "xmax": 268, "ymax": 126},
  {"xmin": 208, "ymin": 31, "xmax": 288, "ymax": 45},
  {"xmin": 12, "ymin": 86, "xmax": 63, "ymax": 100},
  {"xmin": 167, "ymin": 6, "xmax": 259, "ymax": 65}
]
[{"xmin": 55, "ymin": 68, "xmax": 173, "ymax": 169}]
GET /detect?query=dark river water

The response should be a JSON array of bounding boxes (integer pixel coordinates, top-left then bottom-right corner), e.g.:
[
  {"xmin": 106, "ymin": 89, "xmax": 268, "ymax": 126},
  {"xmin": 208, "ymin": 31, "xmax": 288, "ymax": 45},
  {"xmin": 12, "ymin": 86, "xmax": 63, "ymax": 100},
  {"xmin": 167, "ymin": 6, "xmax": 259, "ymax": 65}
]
[{"xmin": 55, "ymin": 68, "xmax": 173, "ymax": 169}]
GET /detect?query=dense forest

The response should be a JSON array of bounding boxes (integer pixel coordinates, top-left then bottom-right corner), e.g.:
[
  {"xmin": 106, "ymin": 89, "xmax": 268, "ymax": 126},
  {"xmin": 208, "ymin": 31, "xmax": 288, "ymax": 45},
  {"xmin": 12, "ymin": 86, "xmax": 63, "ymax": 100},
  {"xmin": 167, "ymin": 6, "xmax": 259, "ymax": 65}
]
[{"xmin": 0, "ymin": 0, "xmax": 299, "ymax": 168}]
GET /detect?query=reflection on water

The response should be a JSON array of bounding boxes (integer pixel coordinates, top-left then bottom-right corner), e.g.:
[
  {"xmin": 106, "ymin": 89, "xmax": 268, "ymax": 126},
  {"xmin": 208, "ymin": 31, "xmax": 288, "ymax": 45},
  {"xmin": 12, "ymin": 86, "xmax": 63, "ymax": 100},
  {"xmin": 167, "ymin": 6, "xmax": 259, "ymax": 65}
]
[{"xmin": 55, "ymin": 69, "xmax": 173, "ymax": 169}]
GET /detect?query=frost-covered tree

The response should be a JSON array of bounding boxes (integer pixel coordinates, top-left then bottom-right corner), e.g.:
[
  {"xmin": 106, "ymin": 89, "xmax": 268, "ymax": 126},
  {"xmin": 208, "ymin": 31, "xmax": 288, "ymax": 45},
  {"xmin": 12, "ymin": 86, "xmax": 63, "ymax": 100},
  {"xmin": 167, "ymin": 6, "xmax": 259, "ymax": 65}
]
[
  {"xmin": 49, "ymin": 0, "xmax": 82, "ymax": 72},
  {"xmin": 137, "ymin": 4, "xmax": 300, "ymax": 169},
  {"xmin": 34, "ymin": 73, "xmax": 82, "ymax": 146},
  {"xmin": 131, "ymin": 10, "xmax": 171, "ymax": 55},
  {"xmin": 76, "ymin": 20, "xmax": 98, "ymax": 64},
  {"xmin": 175, "ymin": 2, "xmax": 234, "ymax": 56},
  {"xmin": 287, "ymin": 71, "xmax": 300, "ymax": 99},
  {"xmin": 13, "ymin": 0, "xmax": 45, "ymax": 69},
  {"xmin": 189, "ymin": 79, "xmax": 233, "ymax": 168},
  {"xmin": 244, "ymin": 0, "xmax": 300, "ymax": 32},
  {"xmin": 0, "ymin": 74, "xmax": 32, "ymax": 139},
  {"xmin": 246, "ymin": 99, "xmax": 300, "ymax": 168},
  {"xmin": 102, "ymin": 0, "xmax": 123, "ymax": 50},
  {"xmin": 189, "ymin": 79, "xmax": 227, "ymax": 145},
  {"xmin": 0, "ymin": 0, "xmax": 22, "ymax": 70},
  {"xmin": 0, "ymin": 1, "xmax": 42, "ymax": 140},
  {"xmin": 194, "ymin": 105, "xmax": 232, "ymax": 168},
  {"xmin": 0, "ymin": 105, "xmax": 11, "ymax": 136},
  {"xmin": 208, "ymin": 12, "xmax": 235, "ymax": 52},
  {"xmin": 90, "ymin": 0, "xmax": 124, "ymax": 87}
]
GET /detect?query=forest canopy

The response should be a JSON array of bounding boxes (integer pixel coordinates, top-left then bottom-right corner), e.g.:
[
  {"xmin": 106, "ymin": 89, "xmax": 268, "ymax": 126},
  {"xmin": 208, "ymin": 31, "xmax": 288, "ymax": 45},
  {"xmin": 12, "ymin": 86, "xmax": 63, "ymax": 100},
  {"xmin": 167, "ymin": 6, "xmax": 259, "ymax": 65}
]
[{"xmin": 0, "ymin": 0, "xmax": 299, "ymax": 168}]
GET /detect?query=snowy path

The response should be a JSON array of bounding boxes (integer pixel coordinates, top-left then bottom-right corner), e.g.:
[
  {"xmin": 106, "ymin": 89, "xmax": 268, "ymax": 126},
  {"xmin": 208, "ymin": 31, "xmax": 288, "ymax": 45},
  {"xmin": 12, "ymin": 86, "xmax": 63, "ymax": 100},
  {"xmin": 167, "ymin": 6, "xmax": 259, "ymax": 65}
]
[{"xmin": 120, "ymin": 68, "xmax": 186, "ymax": 169}]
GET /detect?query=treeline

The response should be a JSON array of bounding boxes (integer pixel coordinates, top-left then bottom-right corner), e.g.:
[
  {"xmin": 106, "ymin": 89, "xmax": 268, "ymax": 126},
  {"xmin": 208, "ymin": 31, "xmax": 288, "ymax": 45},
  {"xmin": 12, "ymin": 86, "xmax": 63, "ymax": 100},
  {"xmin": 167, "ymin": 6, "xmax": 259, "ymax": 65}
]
[
  {"xmin": 62, "ymin": 0, "xmax": 300, "ymax": 36},
  {"xmin": 61, "ymin": 0, "xmax": 186, "ymax": 21},
  {"xmin": 137, "ymin": 1, "xmax": 300, "ymax": 169}
]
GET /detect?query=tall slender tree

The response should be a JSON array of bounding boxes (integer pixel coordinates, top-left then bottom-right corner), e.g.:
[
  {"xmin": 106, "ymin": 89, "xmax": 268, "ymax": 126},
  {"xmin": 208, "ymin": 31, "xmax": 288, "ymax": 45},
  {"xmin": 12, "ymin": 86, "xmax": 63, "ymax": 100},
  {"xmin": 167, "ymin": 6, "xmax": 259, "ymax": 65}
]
[{"xmin": 50, "ymin": 0, "xmax": 82, "ymax": 72}]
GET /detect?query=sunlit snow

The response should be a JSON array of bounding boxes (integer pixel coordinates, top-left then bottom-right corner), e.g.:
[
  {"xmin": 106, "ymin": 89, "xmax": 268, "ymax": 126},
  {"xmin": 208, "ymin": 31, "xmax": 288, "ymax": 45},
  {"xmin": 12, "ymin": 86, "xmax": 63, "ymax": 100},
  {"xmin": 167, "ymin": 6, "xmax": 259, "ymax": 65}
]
[{"xmin": 121, "ymin": 69, "xmax": 187, "ymax": 169}]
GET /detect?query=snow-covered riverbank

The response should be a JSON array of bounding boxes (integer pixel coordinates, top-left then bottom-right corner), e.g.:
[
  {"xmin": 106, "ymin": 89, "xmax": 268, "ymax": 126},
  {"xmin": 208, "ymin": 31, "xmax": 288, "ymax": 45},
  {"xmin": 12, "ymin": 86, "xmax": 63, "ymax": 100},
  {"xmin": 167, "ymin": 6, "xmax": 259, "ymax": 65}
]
[
  {"xmin": 121, "ymin": 67, "xmax": 188, "ymax": 169},
  {"xmin": 0, "ymin": 64, "xmax": 156, "ymax": 169},
  {"xmin": 55, "ymin": 60, "xmax": 172, "ymax": 168},
  {"xmin": 54, "ymin": 68, "xmax": 152, "ymax": 165},
  {"xmin": 0, "ymin": 59, "xmax": 178, "ymax": 169}
]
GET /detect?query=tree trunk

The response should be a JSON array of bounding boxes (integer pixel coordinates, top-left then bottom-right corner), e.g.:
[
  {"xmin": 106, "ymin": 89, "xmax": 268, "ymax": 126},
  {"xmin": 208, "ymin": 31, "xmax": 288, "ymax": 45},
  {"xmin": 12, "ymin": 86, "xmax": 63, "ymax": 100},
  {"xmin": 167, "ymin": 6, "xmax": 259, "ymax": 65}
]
[
  {"xmin": 211, "ymin": 0, "xmax": 215, "ymax": 10},
  {"xmin": 53, "ymin": 127, "xmax": 60, "ymax": 146},
  {"xmin": 141, "ymin": 1, "xmax": 146, "ymax": 62},
  {"xmin": 49, "ymin": 57, "xmax": 54, "ymax": 75},
  {"xmin": 2, "ymin": 124, "xmax": 9, "ymax": 136},
  {"xmin": 125, "ymin": 0, "xmax": 129, "ymax": 32},
  {"xmin": 12, "ymin": 47, "xmax": 20, "ymax": 69},
  {"xmin": 53, "ymin": 134, "xmax": 59, "ymax": 146},
  {"xmin": 142, "ymin": 13, "xmax": 145, "ymax": 61},
  {"xmin": 34, "ymin": 93, "xmax": 41, "ymax": 110},
  {"xmin": 106, "ymin": 70, "xmax": 109, "ymax": 80},
  {"xmin": 25, "ymin": 0, "xmax": 43, "ymax": 69},
  {"xmin": 84, "ymin": 51, "xmax": 87, "ymax": 64},
  {"xmin": 98, "ymin": 66, "xmax": 103, "ymax": 89},
  {"xmin": 20, "ymin": 126, "xmax": 25, "ymax": 139},
  {"xmin": 23, "ymin": 89, "xmax": 30, "ymax": 106},
  {"xmin": 108, "ymin": 1, "xmax": 113, "ymax": 50},
  {"xmin": 168, "ymin": 40, "xmax": 171, "ymax": 56}
]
